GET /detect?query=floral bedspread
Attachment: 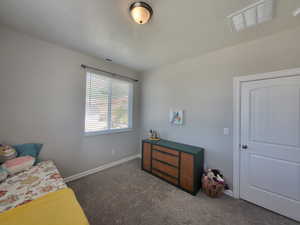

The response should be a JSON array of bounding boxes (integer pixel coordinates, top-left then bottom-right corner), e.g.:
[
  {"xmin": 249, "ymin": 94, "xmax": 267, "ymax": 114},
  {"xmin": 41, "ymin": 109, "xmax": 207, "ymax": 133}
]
[{"xmin": 0, "ymin": 160, "xmax": 67, "ymax": 213}]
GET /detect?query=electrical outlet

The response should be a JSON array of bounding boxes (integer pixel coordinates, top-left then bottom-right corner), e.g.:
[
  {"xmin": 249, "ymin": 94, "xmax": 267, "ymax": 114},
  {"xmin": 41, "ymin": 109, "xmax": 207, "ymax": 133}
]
[{"xmin": 111, "ymin": 149, "xmax": 115, "ymax": 155}]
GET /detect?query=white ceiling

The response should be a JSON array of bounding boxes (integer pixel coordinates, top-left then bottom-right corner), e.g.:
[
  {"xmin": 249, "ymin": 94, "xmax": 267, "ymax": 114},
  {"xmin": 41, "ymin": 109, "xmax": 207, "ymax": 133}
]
[{"xmin": 0, "ymin": 0, "xmax": 299, "ymax": 71}]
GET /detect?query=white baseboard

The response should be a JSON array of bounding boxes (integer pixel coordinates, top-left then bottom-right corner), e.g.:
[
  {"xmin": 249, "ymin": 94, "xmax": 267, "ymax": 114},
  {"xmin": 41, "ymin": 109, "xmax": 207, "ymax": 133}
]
[
  {"xmin": 64, "ymin": 154, "xmax": 140, "ymax": 183},
  {"xmin": 224, "ymin": 189, "xmax": 234, "ymax": 197}
]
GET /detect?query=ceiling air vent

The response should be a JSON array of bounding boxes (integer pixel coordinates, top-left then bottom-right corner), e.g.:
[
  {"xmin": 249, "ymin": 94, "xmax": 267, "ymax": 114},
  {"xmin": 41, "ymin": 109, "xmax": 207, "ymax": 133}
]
[{"xmin": 228, "ymin": 0, "xmax": 274, "ymax": 32}]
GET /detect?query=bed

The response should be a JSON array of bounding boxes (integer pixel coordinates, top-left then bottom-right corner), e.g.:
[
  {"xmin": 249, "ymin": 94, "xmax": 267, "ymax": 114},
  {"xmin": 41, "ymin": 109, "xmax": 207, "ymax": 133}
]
[{"xmin": 0, "ymin": 160, "xmax": 89, "ymax": 225}]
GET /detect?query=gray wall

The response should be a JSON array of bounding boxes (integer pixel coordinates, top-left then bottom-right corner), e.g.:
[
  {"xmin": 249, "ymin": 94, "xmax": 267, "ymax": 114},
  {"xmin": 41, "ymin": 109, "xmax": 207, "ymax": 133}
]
[
  {"xmin": 141, "ymin": 26, "xmax": 300, "ymax": 189},
  {"xmin": 0, "ymin": 25, "xmax": 141, "ymax": 178}
]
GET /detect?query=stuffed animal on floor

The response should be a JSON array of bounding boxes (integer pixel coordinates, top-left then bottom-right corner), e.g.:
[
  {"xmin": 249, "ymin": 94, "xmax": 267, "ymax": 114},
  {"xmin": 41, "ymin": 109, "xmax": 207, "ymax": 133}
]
[
  {"xmin": 206, "ymin": 169, "xmax": 225, "ymax": 184},
  {"xmin": 202, "ymin": 168, "xmax": 228, "ymax": 197}
]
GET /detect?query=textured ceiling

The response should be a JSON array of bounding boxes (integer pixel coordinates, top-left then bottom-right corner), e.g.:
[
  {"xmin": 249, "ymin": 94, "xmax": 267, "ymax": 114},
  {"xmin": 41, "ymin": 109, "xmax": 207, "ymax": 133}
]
[{"xmin": 0, "ymin": 0, "xmax": 299, "ymax": 71}]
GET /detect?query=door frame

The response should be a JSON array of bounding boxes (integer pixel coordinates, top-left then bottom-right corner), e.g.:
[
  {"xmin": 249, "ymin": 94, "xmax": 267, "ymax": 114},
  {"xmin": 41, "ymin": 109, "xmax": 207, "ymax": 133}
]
[{"xmin": 232, "ymin": 67, "xmax": 300, "ymax": 199}]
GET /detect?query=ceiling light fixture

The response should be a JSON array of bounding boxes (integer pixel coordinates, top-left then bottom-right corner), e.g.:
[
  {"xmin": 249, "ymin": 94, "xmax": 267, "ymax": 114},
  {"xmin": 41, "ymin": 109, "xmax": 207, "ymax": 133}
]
[
  {"xmin": 129, "ymin": 2, "xmax": 153, "ymax": 24},
  {"xmin": 293, "ymin": 8, "xmax": 300, "ymax": 17}
]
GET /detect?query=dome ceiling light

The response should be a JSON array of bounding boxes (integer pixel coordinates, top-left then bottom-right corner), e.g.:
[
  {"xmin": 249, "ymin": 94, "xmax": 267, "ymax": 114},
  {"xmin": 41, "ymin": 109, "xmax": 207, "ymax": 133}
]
[
  {"xmin": 129, "ymin": 2, "xmax": 153, "ymax": 24},
  {"xmin": 294, "ymin": 8, "xmax": 300, "ymax": 17}
]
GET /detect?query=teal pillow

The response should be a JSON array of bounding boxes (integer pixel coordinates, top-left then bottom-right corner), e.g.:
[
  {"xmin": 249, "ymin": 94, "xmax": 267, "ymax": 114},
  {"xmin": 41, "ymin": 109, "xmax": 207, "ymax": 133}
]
[{"xmin": 13, "ymin": 143, "xmax": 43, "ymax": 163}]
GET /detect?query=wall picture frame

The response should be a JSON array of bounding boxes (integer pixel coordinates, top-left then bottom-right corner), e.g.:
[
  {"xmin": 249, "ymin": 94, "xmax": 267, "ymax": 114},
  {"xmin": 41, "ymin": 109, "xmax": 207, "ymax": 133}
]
[{"xmin": 169, "ymin": 109, "xmax": 184, "ymax": 125}]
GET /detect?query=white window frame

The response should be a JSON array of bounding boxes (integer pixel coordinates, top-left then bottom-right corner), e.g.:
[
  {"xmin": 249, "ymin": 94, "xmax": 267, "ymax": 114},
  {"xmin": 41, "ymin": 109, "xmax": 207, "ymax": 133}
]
[{"xmin": 84, "ymin": 71, "xmax": 134, "ymax": 136}]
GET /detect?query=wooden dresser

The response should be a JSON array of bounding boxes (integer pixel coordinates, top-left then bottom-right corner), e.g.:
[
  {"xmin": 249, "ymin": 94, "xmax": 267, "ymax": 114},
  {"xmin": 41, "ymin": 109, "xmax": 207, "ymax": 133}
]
[{"xmin": 142, "ymin": 139, "xmax": 204, "ymax": 195}]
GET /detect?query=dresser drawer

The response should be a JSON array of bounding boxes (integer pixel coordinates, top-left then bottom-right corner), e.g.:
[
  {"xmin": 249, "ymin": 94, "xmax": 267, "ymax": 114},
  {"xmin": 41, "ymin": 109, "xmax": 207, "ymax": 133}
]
[
  {"xmin": 152, "ymin": 145, "xmax": 179, "ymax": 156},
  {"xmin": 142, "ymin": 143, "xmax": 151, "ymax": 171},
  {"xmin": 152, "ymin": 169, "xmax": 178, "ymax": 185},
  {"xmin": 180, "ymin": 152, "xmax": 194, "ymax": 192},
  {"xmin": 152, "ymin": 150, "xmax": 179, "ymax": 167},
  {"xmin": 180, "ymin": 176, "xmax": 194, "ymax": 192},
  {"xmin": 152, "ymin": 160, "xmax": 178, "ymax": 178}
]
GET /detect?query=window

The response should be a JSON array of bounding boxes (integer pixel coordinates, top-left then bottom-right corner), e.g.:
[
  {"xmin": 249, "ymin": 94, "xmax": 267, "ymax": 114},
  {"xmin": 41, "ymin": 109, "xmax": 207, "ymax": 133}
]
[{"xmin": 85, "ymin": 71, "xmax": 133, "ymax": 135}]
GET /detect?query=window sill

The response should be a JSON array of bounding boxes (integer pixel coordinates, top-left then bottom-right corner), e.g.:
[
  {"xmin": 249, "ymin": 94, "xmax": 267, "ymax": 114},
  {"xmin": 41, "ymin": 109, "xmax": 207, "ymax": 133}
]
[{"xmin": 84, "ymin": 128, "xmax": 134, "ymax": 137}]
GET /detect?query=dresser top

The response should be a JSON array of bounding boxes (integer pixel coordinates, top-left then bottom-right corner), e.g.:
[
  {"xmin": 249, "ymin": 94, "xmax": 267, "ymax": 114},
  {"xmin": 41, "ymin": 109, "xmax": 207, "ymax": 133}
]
[{"xmin": 143, "ymin": 139, "xmax": 204, "ymax": 155}]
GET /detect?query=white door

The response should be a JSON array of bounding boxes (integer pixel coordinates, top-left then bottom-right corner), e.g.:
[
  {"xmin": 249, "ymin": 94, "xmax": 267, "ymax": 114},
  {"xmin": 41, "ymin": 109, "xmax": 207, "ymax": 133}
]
[{"xmin": 240, "ymin": 75, "xmax": 300, "ymax": 221}]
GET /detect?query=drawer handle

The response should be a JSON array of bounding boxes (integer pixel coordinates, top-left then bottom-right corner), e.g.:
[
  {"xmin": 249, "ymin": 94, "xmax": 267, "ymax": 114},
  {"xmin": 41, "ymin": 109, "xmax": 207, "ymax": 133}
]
[
  {"xmin": 152, "ymin": 149, "xmax": 179, "ymax": 157},
  {"xmin": 152, "ymin": 158, "xmax": 178, "ymax": 168},
  {"xmin": 152, "ymin": 168, "xmax": 178, "ymax": 180}
]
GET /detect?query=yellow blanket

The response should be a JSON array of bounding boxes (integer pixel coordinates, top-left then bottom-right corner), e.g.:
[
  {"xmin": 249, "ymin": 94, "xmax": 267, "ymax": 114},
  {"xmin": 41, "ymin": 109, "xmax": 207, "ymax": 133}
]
[{"xmin": 0, "ymin": 188, "xmax": 89, "ymax": 225}]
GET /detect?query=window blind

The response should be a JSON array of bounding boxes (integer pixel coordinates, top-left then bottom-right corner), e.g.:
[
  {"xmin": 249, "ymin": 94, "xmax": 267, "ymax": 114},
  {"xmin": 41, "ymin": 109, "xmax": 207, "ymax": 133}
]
[{"xmin": 85, "ymin": 72, "xmax": 132, "ymax": 134}]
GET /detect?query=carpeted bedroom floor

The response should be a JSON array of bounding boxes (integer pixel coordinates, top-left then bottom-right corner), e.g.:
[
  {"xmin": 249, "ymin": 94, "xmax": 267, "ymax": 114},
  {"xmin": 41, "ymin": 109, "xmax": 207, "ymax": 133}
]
[{"xmin": 68, "ymin": 159, "xmax": 299, "ymax": 225}]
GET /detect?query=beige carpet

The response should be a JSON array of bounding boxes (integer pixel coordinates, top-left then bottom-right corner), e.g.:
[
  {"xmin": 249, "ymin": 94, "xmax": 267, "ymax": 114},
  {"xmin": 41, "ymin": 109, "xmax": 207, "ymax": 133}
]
[{"xmin": 68, "ymin": 159, "xmax": 299, "ymax": 225}]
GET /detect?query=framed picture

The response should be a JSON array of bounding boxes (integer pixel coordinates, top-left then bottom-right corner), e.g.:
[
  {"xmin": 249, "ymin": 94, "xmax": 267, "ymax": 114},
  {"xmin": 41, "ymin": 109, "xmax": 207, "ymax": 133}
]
[{"xmin": 169, "ymin": 109, "xmax": 184, "ymax": 125}]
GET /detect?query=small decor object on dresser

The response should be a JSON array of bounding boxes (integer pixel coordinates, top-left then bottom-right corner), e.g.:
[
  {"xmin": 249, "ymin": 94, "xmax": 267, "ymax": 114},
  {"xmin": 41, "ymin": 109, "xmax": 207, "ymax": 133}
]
[
  {"xmin": 202, "ymin": 169, "xmax": 226, "ymax": 198},
  {"xmin": 142, "ymin": 139, "xmax": 204, "ymax": 195},
  {"xmin": 148, "ymin": 130, "xmax": 160, "ymax": 141}
]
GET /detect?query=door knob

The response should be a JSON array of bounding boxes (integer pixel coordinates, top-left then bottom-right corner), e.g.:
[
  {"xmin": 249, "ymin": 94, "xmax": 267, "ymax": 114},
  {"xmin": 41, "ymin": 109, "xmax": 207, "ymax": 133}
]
[{"xmin": 242, "ymin": 145, "xmax": 248, "ymax": 149}]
